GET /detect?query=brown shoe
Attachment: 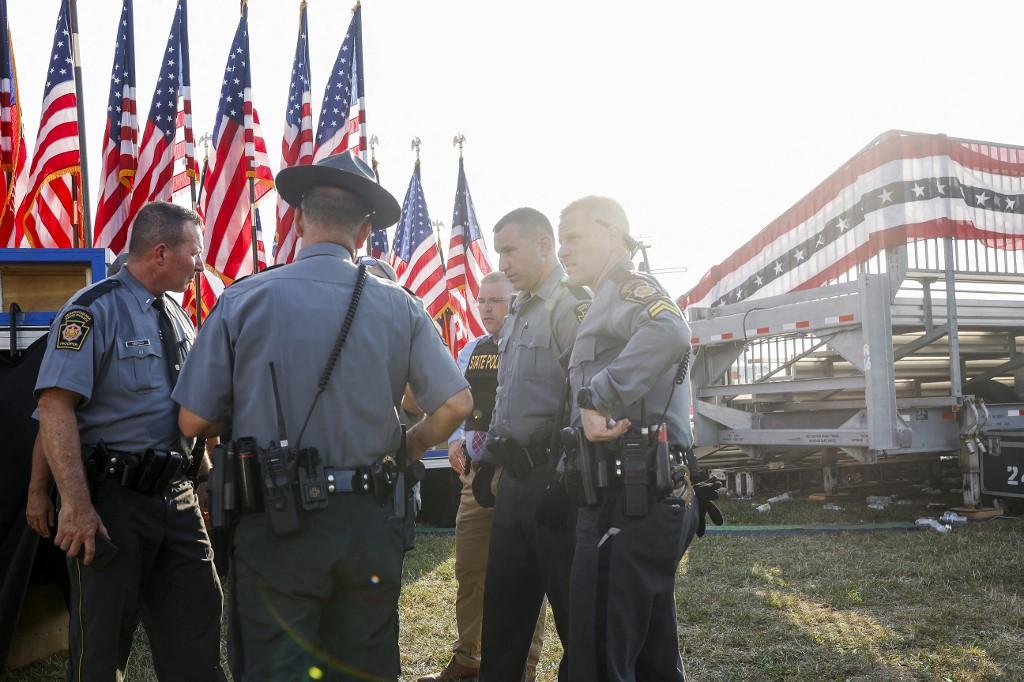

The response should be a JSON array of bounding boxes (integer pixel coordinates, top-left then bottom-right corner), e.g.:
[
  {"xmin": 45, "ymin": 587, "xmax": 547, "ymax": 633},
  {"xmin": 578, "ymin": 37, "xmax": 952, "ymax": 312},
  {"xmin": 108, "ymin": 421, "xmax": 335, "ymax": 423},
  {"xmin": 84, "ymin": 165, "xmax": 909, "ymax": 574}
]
[{"xmin": 417, "ymin": 656, "xmax": 480, "ymax": 681}]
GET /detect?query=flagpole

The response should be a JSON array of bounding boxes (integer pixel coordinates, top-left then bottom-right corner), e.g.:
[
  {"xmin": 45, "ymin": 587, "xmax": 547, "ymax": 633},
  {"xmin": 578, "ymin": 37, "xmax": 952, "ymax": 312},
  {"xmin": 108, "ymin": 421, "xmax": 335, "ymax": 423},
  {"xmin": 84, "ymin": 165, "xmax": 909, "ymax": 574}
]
[
  {"xmin": 67, "ymin": 0, "xmax": 92, "ymax": 247},
  {"xmin": 366, "ymin": 134, "xmax": 380, "ymax": 256},
  {"xmin": 192, "ymin": 132, "xmax": 211, "ymax": 328}
]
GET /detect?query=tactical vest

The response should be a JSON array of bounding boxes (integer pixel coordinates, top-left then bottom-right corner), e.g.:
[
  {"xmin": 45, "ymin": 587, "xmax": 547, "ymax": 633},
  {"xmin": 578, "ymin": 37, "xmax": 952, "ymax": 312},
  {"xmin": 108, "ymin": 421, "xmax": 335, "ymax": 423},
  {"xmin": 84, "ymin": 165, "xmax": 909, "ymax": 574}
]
[{"xmin": 465, "ymin": 336, "xmax": 499, "ymax": 431}]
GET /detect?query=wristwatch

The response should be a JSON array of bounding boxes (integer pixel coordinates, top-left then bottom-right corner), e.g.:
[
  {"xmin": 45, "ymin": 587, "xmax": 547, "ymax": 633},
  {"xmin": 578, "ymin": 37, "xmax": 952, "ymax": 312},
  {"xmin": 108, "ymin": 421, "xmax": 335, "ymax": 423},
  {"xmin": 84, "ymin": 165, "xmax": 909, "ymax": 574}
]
[{"xmin": 576, "ymin": 387, "xmax": 598, "ymax": 411}]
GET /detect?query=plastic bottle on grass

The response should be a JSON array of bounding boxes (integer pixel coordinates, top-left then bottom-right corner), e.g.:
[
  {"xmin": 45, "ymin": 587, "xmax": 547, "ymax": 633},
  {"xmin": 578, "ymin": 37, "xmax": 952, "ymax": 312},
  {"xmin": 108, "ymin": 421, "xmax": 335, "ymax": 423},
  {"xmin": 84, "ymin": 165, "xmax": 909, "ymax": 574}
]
[
  {"xmin": 754, "ymin": 503, "xmax": 771, "ymax": 513},
  {"xmin": 767, "ymin": 492, "xmax": 791, "ymax": 504},
  {"xmin": 915, "ymin": 517, "xmax": 952, "ymax": 534},
  {"xmin": 939, "ymin": 511, "xmax": 968, "ymax": 524},
  {"xmin": 823, "ymin": 503, "xmax": 843, "ymax": 511}
]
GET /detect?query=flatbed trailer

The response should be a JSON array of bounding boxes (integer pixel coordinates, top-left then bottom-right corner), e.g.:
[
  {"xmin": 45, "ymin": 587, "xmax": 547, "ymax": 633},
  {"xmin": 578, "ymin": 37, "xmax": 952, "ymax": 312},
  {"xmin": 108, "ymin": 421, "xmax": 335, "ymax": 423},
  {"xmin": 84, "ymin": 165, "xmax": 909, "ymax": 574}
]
[{"xmin": 685, "ymin": 131, "xmax": 1024, "ymax": 509}]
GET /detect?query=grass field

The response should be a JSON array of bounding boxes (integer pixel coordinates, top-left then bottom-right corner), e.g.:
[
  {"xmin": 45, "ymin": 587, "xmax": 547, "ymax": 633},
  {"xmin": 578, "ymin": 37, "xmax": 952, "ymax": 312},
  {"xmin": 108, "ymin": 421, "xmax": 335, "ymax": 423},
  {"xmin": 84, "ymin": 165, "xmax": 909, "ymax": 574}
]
[{"xmin": 6, "ymin": 496, "xmax": 1023, "ymax": 681}]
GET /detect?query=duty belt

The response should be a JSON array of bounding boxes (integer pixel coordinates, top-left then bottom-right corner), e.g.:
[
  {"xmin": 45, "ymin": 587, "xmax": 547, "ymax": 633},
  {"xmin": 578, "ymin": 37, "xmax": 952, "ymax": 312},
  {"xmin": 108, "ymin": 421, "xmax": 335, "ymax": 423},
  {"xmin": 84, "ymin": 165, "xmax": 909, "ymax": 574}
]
[
  {"xmin": 88, "ymin": 445, "xmax": 195, "ymax": 495},
  {"xmin": 490, "ymin": 437, "xmax": 555, "ymax": 479}
]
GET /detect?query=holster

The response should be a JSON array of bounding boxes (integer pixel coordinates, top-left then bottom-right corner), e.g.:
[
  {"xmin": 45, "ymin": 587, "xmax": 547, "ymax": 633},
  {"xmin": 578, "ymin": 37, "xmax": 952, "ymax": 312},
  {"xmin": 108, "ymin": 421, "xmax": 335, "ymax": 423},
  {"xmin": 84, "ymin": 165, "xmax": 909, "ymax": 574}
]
[
  {"xmin": 490, "ymin": 437, "xmax": 552, "ymax": 480},
  {"xmin": 85, "ymin": 442, "xmax": 190, "ymax": 495}
]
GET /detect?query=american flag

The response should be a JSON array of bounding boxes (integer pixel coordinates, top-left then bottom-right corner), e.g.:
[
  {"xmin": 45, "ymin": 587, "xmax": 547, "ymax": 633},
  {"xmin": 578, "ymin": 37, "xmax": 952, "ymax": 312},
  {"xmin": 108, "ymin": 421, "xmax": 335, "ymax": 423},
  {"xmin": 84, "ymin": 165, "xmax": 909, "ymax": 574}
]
[
  {"xmin": 199, "ymin": 2, "xmax": 274, "ymax": 286},
  {"xmin": 370, "ymin": 224, "xmax": 389, "ymax": 259},
  {"xmin": 392, "ymin": 161, "xmax": 449, "ymax": 320},
  {"xmin": 273, "ymin": 1, "xmax": 313, "ymax": 265},
  {"xmin": 14, "ymin": 1, "xmax": 81, "ymax": 249},
  {"xmin": 683, "ymin": 131, "xmax": 1024, "ymax": 310},
  {"xmin": 254, "ymin": 204, "xmax": 267, "ymax": 270},
  {"xmin": 446, "ymin": 156, "xmax": 492, "ymax": 338},
  {"xmin": 313, "ymin": 4, "xmax": 365, "ymax": 162},
  {"xmin": 92, "ymin": 0, "xmax": 137, "ymax": 255},
  {"xmin": 0, "ymin": 0, "xmax": 27, "ymax": 248},
  {"xmin": 127, "ymin": 0, "xmax": 194, "ymax": 234}
]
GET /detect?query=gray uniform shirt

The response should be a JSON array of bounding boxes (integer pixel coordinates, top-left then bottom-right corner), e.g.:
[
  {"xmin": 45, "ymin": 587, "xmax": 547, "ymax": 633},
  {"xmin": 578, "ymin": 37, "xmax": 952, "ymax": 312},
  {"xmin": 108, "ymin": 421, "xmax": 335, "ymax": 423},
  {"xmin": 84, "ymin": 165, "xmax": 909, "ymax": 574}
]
[
  {"xmin": 172, "ymin": 242, "xmax": 468, "ymax": 469},
  {"xmin": 34, "ymin": 267, "xmax": 195, "ymax": 452},
  {"xmin": 487, "ymin": 264, "xmax": 590, "ymax": 449},
  {"xmin": 569, "ymin": 259, "xmax": 694, "ymax": 447}
]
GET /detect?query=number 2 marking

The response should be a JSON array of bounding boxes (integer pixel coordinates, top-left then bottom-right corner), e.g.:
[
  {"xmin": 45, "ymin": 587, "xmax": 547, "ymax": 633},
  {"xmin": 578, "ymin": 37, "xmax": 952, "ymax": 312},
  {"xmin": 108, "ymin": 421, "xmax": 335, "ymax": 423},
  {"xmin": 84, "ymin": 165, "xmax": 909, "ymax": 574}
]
[{"xmin": 1008, "ymin": 466, "xmax": 1020, "ymax": 486}]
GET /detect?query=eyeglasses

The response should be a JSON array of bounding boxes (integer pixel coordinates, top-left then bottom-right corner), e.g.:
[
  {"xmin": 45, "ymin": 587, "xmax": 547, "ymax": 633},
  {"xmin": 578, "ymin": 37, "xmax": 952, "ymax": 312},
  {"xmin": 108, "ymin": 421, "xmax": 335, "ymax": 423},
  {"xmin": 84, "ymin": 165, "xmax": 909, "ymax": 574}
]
[{"xmin": 476, "ymin": 297, "xmax": 509, "ymax": 307}]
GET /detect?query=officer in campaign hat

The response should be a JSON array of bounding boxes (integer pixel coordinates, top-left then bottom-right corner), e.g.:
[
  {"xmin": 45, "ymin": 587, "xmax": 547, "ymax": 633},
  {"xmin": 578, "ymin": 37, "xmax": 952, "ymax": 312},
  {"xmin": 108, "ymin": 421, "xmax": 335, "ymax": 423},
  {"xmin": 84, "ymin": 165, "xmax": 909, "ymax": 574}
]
[
  {"xmin": 557, "ymin": 196, "xmax": 723, "ymax": 681},
  {"xmin": 173, "ymin": 151, "xmax": 473, "ymax": 681}
]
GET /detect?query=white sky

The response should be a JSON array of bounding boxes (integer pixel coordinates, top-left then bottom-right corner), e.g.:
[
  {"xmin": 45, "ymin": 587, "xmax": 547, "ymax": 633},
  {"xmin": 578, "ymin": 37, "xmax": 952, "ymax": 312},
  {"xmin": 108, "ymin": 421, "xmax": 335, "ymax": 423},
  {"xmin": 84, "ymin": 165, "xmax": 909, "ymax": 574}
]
[{"xmin": 9, "ymin": 0, "xmax": 1024, "ymax": 297}]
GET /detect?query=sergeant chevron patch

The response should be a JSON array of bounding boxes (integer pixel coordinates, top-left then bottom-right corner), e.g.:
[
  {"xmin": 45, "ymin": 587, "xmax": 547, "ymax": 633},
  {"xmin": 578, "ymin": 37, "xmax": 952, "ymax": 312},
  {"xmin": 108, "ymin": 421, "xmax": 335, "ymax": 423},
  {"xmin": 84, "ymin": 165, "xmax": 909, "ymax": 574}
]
[
  {"xmin": 575, "ymin": 302, "xmax": 591, "ymax": 322},
  {"xmin": 647, "ymin": 299, "xmax": 682, "ymax": 320}
]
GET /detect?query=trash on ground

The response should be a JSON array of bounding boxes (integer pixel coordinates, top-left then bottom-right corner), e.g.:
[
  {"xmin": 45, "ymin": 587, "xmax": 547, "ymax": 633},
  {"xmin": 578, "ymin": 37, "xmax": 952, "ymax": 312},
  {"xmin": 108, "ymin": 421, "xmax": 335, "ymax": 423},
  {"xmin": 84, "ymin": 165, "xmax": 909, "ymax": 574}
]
[
  {"xmin": 915, "ymin": 517, "xmax": 952, "ymax": 534},
  {"xmin": 766, "ymin": 492, "xmax": 791, "ymax": 504},
  {"xmin": 939, "ymin": 511, "xmax": 968, "ymax": 524},
  {"xmin": 822, "ymin": 503, "xmax": 844, "ymax": 511},
  {"xmin": 754, "ymin": 503, "xmax": 771, "ymax": 513}
]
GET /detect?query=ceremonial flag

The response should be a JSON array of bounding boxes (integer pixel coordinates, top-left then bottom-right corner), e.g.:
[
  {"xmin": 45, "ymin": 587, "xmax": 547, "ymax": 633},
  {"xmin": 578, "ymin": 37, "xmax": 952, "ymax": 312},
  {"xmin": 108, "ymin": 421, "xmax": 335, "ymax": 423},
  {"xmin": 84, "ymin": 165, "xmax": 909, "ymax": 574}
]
[
  {"xmin": 370, "ymin": 223, "xmax": 388, "ymax": 259},
  {"xmin": 313, "ymin": 4, "xmax": 365, "ymax": 162},
  {"xmin": 446, "ymin": 156, "xmax": 492, "ymax": 338},
  {"xmin": 92, "ymin": 0, "xmax": 138, "ymax": 254},
  {"xmin": 274, "ymin": 0, "xmax": 313, "ymax": 265},
  {"xmin": 129, "ymin": 0, "xmax": 194, "ymax": 232},
  {"xmin": 15, "ymin": 1, "xmax": 81, "ymax": 248},
  {"xmin": 683, "ymin": 132, "xmax": 1024, "ymax": 310},
  {"xmin": 254, "ymin": 204, "xmax": 267, "ymax": 270},
  {"xmin": 0, "ymin": 0, "xmax": 27, "ymax": 247},
  {"xmin": 199, "ymin": 1, "xmax": 274, "ymax": 287},
  {"xmin": 392, "ymin": 161, "xmax": 448, "ymax": 320}
]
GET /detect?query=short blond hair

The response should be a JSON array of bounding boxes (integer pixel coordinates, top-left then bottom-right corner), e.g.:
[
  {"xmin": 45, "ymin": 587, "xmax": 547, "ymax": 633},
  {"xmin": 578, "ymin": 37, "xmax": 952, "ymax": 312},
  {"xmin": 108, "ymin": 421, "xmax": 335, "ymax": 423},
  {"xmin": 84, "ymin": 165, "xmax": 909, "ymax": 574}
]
[
  {"xmin": 560, "ymin": 196, "xmax": 630, "ymax": 235},
  {"xmin": 480, "ymin": 271, "xmax": 510, "ymax": 286}
]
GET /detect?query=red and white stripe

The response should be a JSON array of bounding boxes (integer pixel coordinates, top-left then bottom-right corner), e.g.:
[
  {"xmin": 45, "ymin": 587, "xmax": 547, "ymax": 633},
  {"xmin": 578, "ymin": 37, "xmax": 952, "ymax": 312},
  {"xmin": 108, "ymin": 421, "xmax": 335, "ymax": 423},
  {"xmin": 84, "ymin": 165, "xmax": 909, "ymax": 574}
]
[
  {"xmin": 201, "ymin": 95, "xmax": 273, "ymax": 285},
  {"xmin": 313, "ymin": 96, "xmax": 364, "ymax": 163},
  {"xmin": 447, "ymin": 235, "xmax": 491, "ymax": 338},
  {"xmin": 0, "ymin": 76, "xmax": 27, "ymax": 248},
  {"xmin": 93, "ymin": 84, "xmax": 138, "ymax": 254},
  {"xmin": 394, "ymin": 236, "xmax": 449, "ymax": 320},
  {"xmin": 15, "ymin": 80, "xmax": 79, "ymax": 249},
  {"xmin": 684, "ymin": 133, "xmax": 1024, "ymax": 310}
]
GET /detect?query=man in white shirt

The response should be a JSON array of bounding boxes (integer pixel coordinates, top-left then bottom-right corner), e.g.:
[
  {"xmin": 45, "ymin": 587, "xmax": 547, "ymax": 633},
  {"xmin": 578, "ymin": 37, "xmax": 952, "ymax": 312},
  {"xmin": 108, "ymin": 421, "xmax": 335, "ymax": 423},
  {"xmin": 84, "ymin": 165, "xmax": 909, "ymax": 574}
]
[{"xmin": 419, "ymin": 270, "xmax": 545, "ymax": 681}]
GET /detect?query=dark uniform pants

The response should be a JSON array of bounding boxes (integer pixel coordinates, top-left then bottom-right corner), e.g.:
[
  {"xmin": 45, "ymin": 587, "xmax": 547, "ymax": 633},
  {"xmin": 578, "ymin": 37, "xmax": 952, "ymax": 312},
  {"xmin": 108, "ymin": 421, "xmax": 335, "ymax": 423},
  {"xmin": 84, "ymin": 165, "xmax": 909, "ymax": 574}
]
[
  {"xmin": 569, "ymin": 491, "xmax": 699, "ymax": 682},
  {"xmin": 479, "ymin": 467, "xmax": 574, "ymax": 682},
  {"xmin": 230, "ymin": 494, "xmax": 405, "ymax": 682},
  {"xmin": 66, "ymin": 478, "xmax": 224, "ymax": 682}
]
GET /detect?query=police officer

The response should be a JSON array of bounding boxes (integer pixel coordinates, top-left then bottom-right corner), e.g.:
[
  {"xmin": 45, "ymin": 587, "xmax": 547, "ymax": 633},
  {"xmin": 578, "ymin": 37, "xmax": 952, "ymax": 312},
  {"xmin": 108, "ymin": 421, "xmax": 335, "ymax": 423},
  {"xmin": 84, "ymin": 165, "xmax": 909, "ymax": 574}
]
[
  {"xmin": 557, "ymin": 195, "xmax": 722, "ymax": 682},
  {"xmin": 420, "ymin": 271, "xmax": 547, "ymax": 682},
  {"xmin": 35, "ymin": 201, "xmax": 223, "ymax": 681},
  {"xmin": 476, "ymin": 208, "xmax": 590, "ymax": 682},
  {"xmin": 173, "ymin": 152, "xmax": 473, "ymax": 681}
]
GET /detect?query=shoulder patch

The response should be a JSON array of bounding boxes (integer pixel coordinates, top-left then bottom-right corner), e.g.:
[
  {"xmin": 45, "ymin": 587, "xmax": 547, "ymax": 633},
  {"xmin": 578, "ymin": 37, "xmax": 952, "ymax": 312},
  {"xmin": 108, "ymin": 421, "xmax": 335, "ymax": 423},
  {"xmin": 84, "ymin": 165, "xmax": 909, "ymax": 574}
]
[
  {"xmin": 72, "ymin": 279, "xmax": 121, "ymax": 307},
  {"xmin": 620, "ymin": 277, "xmax": 661, "ymax": 305},
  {"xmin": 647, "ymin": 298, "xmax": 683, "ymax": 320},
  {"xmin": 55, "ymin": 309, "xmax": 93, "ymax": 351},
  {"xmin": 574, "ymin": 301, "xmax": 591, "ymax": 322}
]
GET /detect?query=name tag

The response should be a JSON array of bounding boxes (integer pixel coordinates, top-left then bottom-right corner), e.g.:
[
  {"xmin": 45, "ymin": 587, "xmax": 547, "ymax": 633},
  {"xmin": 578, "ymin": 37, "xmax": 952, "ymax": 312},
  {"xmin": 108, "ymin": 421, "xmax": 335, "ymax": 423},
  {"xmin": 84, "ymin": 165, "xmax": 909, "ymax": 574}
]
[{"xmin": 125, "ymin": 339, "xmax": 151, "ymax": 348}]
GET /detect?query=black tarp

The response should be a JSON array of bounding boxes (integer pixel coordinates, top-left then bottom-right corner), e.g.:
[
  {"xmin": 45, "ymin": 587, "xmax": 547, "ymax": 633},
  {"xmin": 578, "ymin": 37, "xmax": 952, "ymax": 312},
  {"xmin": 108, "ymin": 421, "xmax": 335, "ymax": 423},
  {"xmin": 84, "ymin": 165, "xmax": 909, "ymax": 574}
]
[{"xmin": 0, "ymin": 334, "xmax": 69, "ymax": 671}]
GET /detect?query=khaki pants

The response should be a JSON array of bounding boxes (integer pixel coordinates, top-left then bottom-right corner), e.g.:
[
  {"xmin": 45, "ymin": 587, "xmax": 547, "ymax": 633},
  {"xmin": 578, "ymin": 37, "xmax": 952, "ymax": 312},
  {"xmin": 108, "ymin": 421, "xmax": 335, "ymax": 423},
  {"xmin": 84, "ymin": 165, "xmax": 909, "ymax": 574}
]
[{"xmin": 454, "ymin": 464, "xmax": 546, "ymax": 678}]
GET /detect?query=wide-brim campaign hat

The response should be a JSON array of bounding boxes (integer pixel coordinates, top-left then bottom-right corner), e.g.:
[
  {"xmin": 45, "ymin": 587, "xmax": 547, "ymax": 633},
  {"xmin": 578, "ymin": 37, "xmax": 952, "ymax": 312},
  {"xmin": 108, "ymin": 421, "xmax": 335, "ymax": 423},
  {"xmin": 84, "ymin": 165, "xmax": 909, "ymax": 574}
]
[{"xmin": 276, "ymin": 151, "xmax": 400, "ymax": 229}]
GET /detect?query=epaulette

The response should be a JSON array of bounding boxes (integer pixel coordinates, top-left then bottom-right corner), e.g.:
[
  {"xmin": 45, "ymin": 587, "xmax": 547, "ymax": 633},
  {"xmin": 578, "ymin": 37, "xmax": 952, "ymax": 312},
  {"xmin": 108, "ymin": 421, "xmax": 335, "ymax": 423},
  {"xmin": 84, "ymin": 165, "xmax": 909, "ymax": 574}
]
[
  {"xmin": 72, "ymin": 279, "xmax": 121, "ymax": 307},
  {"xmin": 231, "ymin": 263, "xmax": 285, "ymax": 286}
]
